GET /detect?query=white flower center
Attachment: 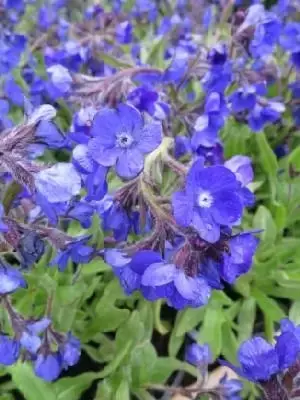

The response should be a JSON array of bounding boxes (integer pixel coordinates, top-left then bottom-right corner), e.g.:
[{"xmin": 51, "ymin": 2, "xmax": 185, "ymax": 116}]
[
  {"xmin": 198, "ymin": 191, "xmax": 213, "ymax": 208},
  {"xmin": 116, "ymin": 132, "xmax": 134, "ymax": 148}
]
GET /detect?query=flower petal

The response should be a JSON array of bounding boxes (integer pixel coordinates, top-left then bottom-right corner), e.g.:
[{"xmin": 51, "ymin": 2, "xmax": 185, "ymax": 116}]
[{"xmin": 141, "ymin": 262, "xmax": 177, "ymax": 286}]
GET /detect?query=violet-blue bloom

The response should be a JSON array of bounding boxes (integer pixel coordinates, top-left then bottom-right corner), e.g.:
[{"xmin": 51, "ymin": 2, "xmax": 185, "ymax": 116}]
[
  {"xmin": 35, "ymin": 163, "xmax": 82, "ymax": 203},
  {"xmin": 192, "ymin": 92, "xmax": 228, "ymax": 149},
  {"xmin": 50, "ymin": 236, "xmax": 94, "ymax": 271},
  {"xmin": 172, "ymin": 160, "xmax": 243, "ymax": 243},
  {"xmin": 88, "ymin": 104, "xmax": 162, "ymax": 179},
  {"xmin": 220, "ymin": 233, "xmax": 259, "ymax": 284},
  {"xmin": 275, "ymin": 319, "xmax": 300, "ymax": 370},
  {"xmin": 141, "ymin": 259, "xmax": 211, "ymax": 309},
  {"xmin": 47, "ymin": 64, "xmax": 73, "ymax": 98},
  {"xmin": 248, "ymin": 102, "xmax": 285, "ymax": 132},
  {"xmin": 0, "ymin": 263, "xmax": 27, "ymax": 294},
  {"xmin": 61, "ymin": 333, "xmax": 81, "ymax": 367},
  {"xmin": 224, "ymin": 337, "xmax": 279, "ymax": 382},
  {"xmin": 250, "ymin": 13, "xmax": 281, "ymax": 57},
  {"xmin": 185, "ymin": 343, "xmax": 212, "ymax": 367},
  {"xmin": 34, "ymin": 353, "xmax": 62, "ymax": 382},
  {"xmin": 97, "ymin": 195, "xmax": 130, "ymax": 241},
  {"xmin": 0, "ymin": 335, "xmax": 20, "ymax": 365}
]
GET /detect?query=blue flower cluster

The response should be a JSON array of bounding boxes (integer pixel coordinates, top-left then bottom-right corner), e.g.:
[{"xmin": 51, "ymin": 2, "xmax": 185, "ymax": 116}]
[{"xmin": 0, "ymin": 0, "xmax": 299, "ymax": 388}]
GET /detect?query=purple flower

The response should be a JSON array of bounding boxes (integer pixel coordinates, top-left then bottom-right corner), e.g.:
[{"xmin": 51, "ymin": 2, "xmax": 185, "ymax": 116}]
[
  {"xmin": 141, "ymin": 259, "xmax": 211, "ymax": 309},
  {"xmin": 50, "ymin": 236, "xmax": 94, "ymax": 271},
  {"xmin": 0, "ymin": 262, "xmax": 26, "ymax": 294},
  {"xmin": 127, "ymin": 87, "xmax": 169, "ymax": 120},
  {"xmin": 88, "ymin": 104, "xmax": 162, "ymax": 179},
  {"xmin": 34, "ymin": 353, "xmax": 62, "ymax": 382},
  {"xmin": 0, "ymin": 204, "xmax": 8, "ymax": 233},
  {"xmin": 34, "ymin": 121, "xmax": 66, "ymax": 151},
  {"xmin": 250, "ymin": 13, "xmax": 281, "ymax": 57},
  {"xmin": 220, "ymin": 233, "xmax": 258, "ymax": 283},
  {"xmin": 47, "ymin": 64, "xmax": 73, "ymax": 98},
  {"xmin": 280, "ymin": 23, "xmax": 300, "ymax": 53},
  {"xmin": 116, "ymin": 21, "xmax": 132, "ymax": 44},
  {"xmin": 229, "ymin": 85, "xmax": 263, "ymax": 113},
  {"xmin": 105, "ymin": 249, "xmax": 161, "ymax": 295},
  {"xmin": 3, "ymin": 76, "xmax": 24, "ymax": 107},
  {"xmin": 219, "ymin": 375, "xmax": 243, "ymax": 400},
  {"xmin": 224, "ymin": 337, "xmax": 279, "ymax": 382},
  {"xmin": 0, "ymin": 335, "xmax": 20, "ymax": 365},
  {"xmin": 20, "ymin": 318, "xmax": 51, "ymax": 354},
  {"xmin": 185, "ymin": 343, "xmax": 212, "ymax": 367},
  {"xmin": 35, "ymin": 163, "xmax": 82, "ymax": 203},
  {"xmin": 225, "ymin": 156, "xmax": 255, "ymax": 206},
  {"xmin": 275, "ymin": 319, "xmax": 300, "ymax": 370},
  {"xmin": 66, "ymin": 202, "xmax": 95, "ymax": 229},
  {"xmin": 60, "ymin": 334, "xmax": 81, "ymax": 367},
  {"xmin": 248, "ymin": 102, "xmax": 285, "ymax": 132},
  {"xmin": 192, "ymin": 92, "xmax": 228, "ymax": 149},
  {"xmin": 97, "ymin": 195, "xmax": 130, "ymax": 241},
  {"xmin": 172, "ymin": 160, "xmax": 243, "ymax": 243}
]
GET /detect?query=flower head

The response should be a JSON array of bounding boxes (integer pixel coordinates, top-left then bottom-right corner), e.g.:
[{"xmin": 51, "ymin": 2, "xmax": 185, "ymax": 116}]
[
  {"xmin": 172, "ymin": 160, "xmax": 243, "ymax": 243},
  {"xmin": 88, "ymin": 104, "xmax": 162, "ymax": 179}
]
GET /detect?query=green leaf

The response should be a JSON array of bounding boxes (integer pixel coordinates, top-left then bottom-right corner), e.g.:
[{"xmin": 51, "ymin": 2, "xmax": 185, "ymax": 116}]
[
  {"xmin": 198, "ymin": 305, "xmax": 224, "ymax": 359},
  {"xmin": 288, "ymin": 146, "xmax": 300, "ymax": 169},
  {"xmin": 97, "ymin": 52, "xmax": 132, "ymax": 68},
  {"xmin": 253, "ymin": 205, "xmax": 277, "ymax": 246},
  {"xmin": 148, "ymin": 358, "xmax": 197, "ymax": 384},
  {"xmin": 97, "ymin": 340, "xmax": 133, "ymax": 379},
  {"xmin": 95, "ymin": 305, "xmax": 130, "ymax": 333},
  {"xmin": 9, "ymin": 362, "xmax": 56, "ymax": 400},
  {"xmin": 221, "ymin": 322, "xmax": 238, "ymax": 364},
  {"xmin": 81, "ymin": 258, "xmax": 110, "ymax": 276},
  {"xmin": 115, "ymin": 311, "xmax": 145, "ymax": 352},
  {"xmin": 251, "ymin": 287, "xmax": 285, "ymax": 321},
  {"xmin": 53, "ymin": 373, "xmax": 97, "ymax": 400},
  {"xmin": 153, "ymin": 300, "xmax": 170, "ymax": 335},
  {"xmin": 131, "ymin": 341, "xmax": 157, "ymax": 387},
  {"xmin": 289, "ymin": 300, "xmax": 300, "ymax": 324},
  {"xmin": 255, "ymin": 133, "xmax": 278, "ymax": 178},
  {"xmin": 115, "ymin": 380, "xmax": 130, "ymax": 400},
  {"xmin": 223, "ymin": 120, "xmax": 252, "ymax": 158},
  {"xmin": 238, "ymin": 298, "xmax": 256, "ymax": 342}
]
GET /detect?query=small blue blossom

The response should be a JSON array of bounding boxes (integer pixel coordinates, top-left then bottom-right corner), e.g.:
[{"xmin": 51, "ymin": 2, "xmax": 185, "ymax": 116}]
[
  {"xmin": 248, "ymin": 102, "xmax": 285, "ymax": 132},
  {"xmin": 0, "ymin": 335, "xmax": 20, "ymax": 365},
  {"xmin": 0, "ymin": 262, "xmax": 27, "ymax": 294},
  {"xmin": 219, "ymin": 375, "xmax": 243, "ymax": 400},
  {"xmin": 98, "ymin": 196, "xmax": 130, "ymax": 241},
  {"xmin": 60, "ymin": 334, "xmax": 81, "ymax": 367},
  {"xmin": 192, "ymin": 92, "xmax": 228, "ymax": 148},
  {"xmin": 88, "ymin": 104, "xmax": 162, "ymax": 179},
  {"xmin": 224, "ymin": 337, "xmax": 279, "ymax": 382},
  {"xmin": 47, "ymin": 64, "xmax": 73, "ymax": 99},
  {"xmin": 50, "ymin": 236, "xmax": 94, "ymax": 271},
  {"xmin": 34, "ymin": 353, "xmax": 62, "ymax": 382},
  {"xmin": 185, "ymin": 343, "xmax": 212, "ymax": 368},
  {"xmin": 172, "ymin": 160, "xmax": 243, "ymax": 243},
  {"xmin": 250, "ymin": 13, "xmax": 281, "ymax": 57},
  {"xmin": 35, "ymin": 163, "xmax": 82, "ymax": 203}
]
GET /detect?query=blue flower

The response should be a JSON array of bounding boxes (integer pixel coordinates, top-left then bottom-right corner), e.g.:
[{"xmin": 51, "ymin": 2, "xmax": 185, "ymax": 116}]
[
  {"xmin": 0, "ymin": 262, "xmax": 26, "ymax": 294},
  {"xmin": 116, "ymin": 21, "xmax": 132, "ymax": 44},
  {"xmin": 280, "ymin": 23, "xmax": 300, "ymax": 53},
  {"xmin": 66, "ymin": 201, "xmax": 95, "ymax": 229},
  {"xmin": 0, "ymin": 204, "xmax": 8, "ymax": 232},
  {"xmin": 219, "ymin": 374, "xmax": 243, "ymax": 400},
  {"xmin": 20, "ymin": 318, "xmax": 51, "ymax": 354},
  {"xmin": 229, "ymin": 84, "xmax": 266, "ymax": 113},
  {"xmin": 47, "ymin": 64, "xmax": 73, "ymax": 99},
  {"xmin": 250, "ymin": 13, "xmax": 281, "ymax": 57},
  {"xmin": 127, "ymin": 87, "xmax": 169, "ymax": 120},
  {"xmin": 248, "ymin": 102, "xmax": 285, "ymax": 132},
  {"xmin": 224, "ymin": 156, "xmax": 255, "ymax": 206},
  {"xmin": 141, "ymin": 258, "xmax": 211, "ymax": 309},
  {"xmin": 275, "ymin": 319, "xmax": 300, "ymax": 370},
  {"xmin": 34, "ymin": 353, "xmax": 62, "ymax": 382},
  {"xmin": 172, "ymin": 160, "xmax": 243, "ymax": 243},
  {"xmin": 0, "ymin": 335, "xmax": 20, "ymax": 365},
  {"xmin": 88, "ymin": 104, "xmax": 162, "ymax": 179},
  {"xmin": 0, "ymin": 99, "xmax": 13, "ymax": 130},
  {"xmin": 192, "ymin": 92, "xmax": 228, "ymax": 148},
  {"xmin": 220, "ymin": 233, "xmax": 258, "ymax": 283},
  {"xmin": 3, "ymin": 76, "xmax": 24, "ymax": 107},
  {"xmin": 18, "ymin": 230, "xmax": 45, "ymax": 269},
  {"xmin": 60, "ymin": 333, "xmax": 81, "ymax": 368},
  {"xmin": 35, "ymin": 163, "xmax": 82, "ymax": 203},
  {"xmin": 50, "ymin": 236, "xmax": 94, "ymax": 271},
  {"xmin": 185, "ymin": 343, "xmax": 212, "ymax": 367},
  {"xmin": 224, "ymin": 337, "xmax": 279, "ymax": 382},
  {"xmin": 97, "ymin": 195, "xmax": 130, "ymax": 241}
]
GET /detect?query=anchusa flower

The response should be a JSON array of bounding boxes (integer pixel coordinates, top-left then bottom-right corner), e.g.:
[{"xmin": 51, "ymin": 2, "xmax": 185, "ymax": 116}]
[{"xmin": 88, "ymin": 103, "xmax": 162, "ymax": 179}]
